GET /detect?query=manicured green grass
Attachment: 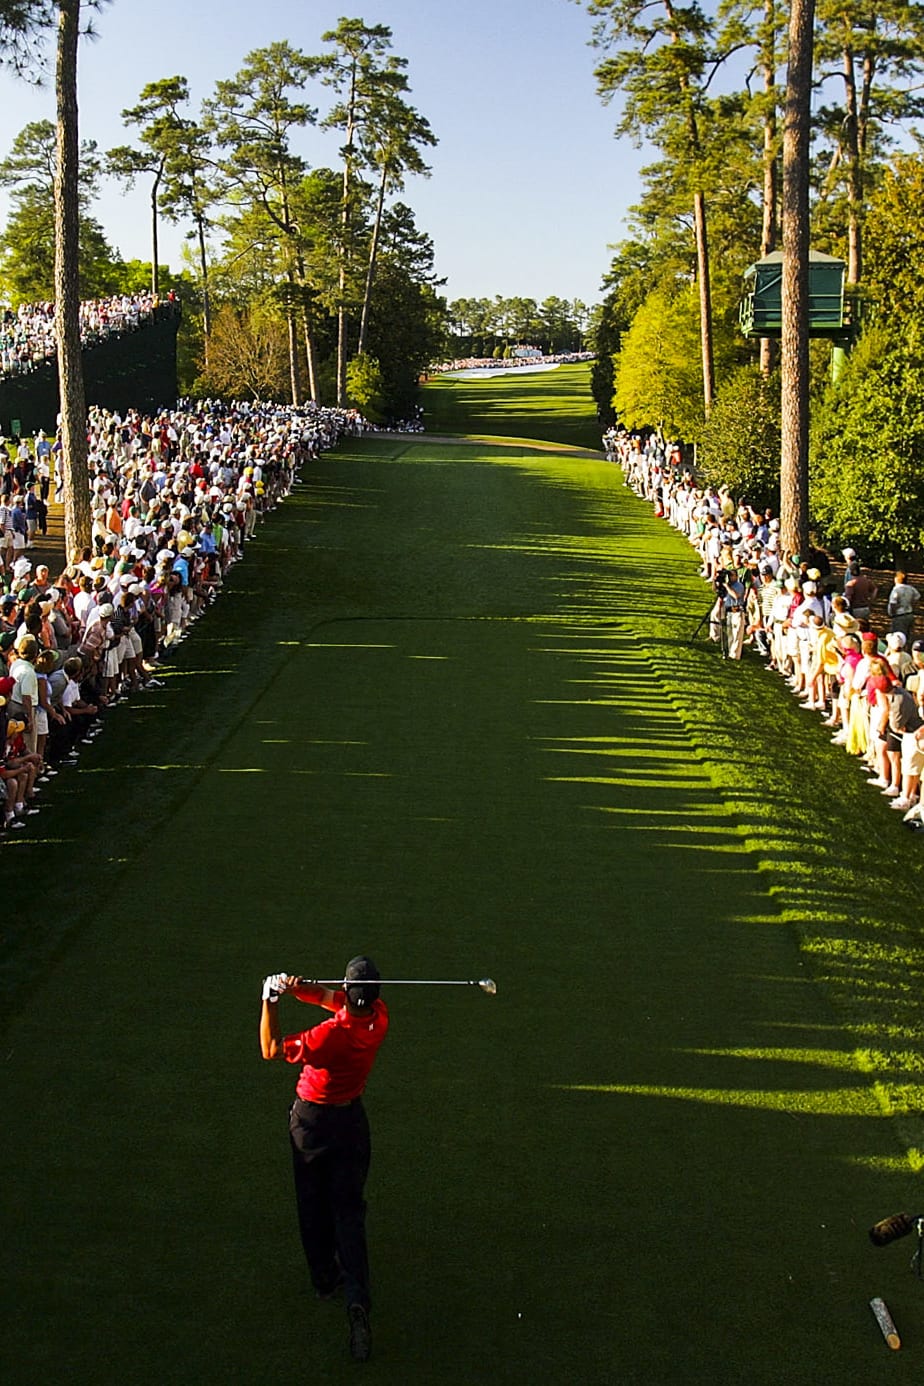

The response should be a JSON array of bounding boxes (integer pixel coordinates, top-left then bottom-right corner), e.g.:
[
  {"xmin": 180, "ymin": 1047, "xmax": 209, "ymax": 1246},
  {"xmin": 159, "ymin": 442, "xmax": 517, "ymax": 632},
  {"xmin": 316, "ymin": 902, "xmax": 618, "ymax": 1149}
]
[
  {"xmin": 423, "ymin": 362, "xmax": 604, "ymax": 452},
  {"xmin": 3, "ymin": 375, "xmax": 924, "ymax": 1382}
]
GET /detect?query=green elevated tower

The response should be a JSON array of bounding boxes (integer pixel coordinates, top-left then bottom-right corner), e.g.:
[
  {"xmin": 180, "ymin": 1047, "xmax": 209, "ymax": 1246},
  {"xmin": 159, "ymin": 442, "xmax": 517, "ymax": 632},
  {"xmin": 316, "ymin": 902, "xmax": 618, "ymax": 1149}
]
[{"xmin": 738, "ymin": 249, "xmax": 856, "ymax": 379}]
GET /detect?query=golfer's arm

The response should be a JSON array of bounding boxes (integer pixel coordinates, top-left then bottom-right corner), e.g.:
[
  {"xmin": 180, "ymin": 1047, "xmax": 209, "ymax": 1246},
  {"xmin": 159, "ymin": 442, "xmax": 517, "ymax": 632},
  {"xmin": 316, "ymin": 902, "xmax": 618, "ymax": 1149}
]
[
  {"xmin": 288, "ymin": 981, "xmax": 337, "ymax": 1010},
  {"xmin": 260, "ymin": 999, "xmax": 284, "ymax": 1060}
]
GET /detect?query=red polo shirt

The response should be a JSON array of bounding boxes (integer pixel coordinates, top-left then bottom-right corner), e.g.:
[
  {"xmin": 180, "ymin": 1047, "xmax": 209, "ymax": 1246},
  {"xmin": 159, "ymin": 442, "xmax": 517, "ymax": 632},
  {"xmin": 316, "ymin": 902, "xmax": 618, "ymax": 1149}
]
[{"xmin": 282, "ymin": 989, "xmax": 389, "ymax": 1104}]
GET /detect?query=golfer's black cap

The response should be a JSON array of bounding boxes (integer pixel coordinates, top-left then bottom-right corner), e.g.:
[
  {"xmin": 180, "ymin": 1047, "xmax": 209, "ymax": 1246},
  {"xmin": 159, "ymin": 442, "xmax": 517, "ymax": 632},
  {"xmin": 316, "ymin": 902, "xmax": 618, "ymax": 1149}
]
[{"xmin": 344, "ymin": 955, "xmax": 381, "ymax": 1009}]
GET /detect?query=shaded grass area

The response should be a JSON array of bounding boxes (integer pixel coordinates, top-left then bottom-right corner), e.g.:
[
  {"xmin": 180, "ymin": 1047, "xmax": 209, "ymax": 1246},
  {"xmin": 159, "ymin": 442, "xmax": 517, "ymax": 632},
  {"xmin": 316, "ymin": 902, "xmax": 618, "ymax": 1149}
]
[
  {"xmin": 3, "ymin": 399, "xmax": 924, "ymax": 1380},
  {"xmin": 423, "ymin": 362, "xmax": 603, "ymax": 452}
]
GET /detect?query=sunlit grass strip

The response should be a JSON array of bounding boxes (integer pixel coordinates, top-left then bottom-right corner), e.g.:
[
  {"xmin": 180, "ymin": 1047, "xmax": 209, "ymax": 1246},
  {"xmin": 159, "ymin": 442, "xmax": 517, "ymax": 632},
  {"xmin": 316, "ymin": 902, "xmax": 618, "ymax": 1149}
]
[
  {"xmin": 431, "ymin": 432, "xmax": 604, "ymax": 455},
  {"xmin": 556, "ymin": 1083, "xmax": 912, "ymax": 1116},
  {"xmin": 850, "ymin": 1149, "xmax": 924, "ymax": 1173},
  {"xmin": 685, "ymin": 1047, "xmax": 924, "ymax": 1074}
]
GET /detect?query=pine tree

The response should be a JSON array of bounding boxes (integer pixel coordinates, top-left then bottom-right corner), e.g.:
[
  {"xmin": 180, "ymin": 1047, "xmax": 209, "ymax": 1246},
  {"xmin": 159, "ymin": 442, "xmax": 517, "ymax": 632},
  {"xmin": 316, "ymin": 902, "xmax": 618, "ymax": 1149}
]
[
  {"xmin": 587, "ymin": 0, "xmax": 719, "ymax": 414},
  {"xmin": 317, "ymin": 18, "xmax": 406, "ymax": 405},
  {"xmin": 107, "ymin": 76, "xmax": 193, "ymax": 296}
]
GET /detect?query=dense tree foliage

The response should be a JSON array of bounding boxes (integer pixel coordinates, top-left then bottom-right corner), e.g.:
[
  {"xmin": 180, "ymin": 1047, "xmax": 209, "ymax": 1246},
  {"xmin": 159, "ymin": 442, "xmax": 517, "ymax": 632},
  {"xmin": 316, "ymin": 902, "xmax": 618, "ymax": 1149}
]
[
  {"xmin": 811, "ymin": 326, "xmax": 924, "ymax": 560},
  {"xmin": 345, "ymin": 351, "xmax": 385, "ymax": 421},
  {"xmin": 582, "ymin": 0, "xmax": 924, "ymax": 558},
  {"xmin": 588, "ymin": 0, "xmax": 722, "ymax": 417},
  {"xmin": 614, "ymin": 288, "xmax": 720, "ymax": 440},
  {"xmin": 0, "ymin": 15, "xmax": 448, "ymax": 425},
  {"xmin": 698, "ymin": 367, "xmax": 782, "ymax": 507},
  {"xmin": 446, "ymin": 295, "xmax": 590, "ymax": 357},
  {"xmin": 365, "ymin": 262, "xmax": 444, "ymax": 418},
  {"xmin": 0, "ymin": 117, "xmax": 123, "ymax": 297},
  {"xmin": 863, "ymin": 153, "xmax": 924, "ymax": 320},
  {"xmin": 810, "ymin": 154, "xmax": 924, "ymax": 557},
  {"xmin": 201, "ymin": 304, "xmax": 290, "ymax": 401}
]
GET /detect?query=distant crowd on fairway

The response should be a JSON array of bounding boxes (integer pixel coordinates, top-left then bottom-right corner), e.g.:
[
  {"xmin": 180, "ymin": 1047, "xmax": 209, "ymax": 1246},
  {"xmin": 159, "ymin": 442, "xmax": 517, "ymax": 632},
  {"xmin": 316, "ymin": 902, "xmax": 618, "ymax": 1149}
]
[
  {"xmin": 432, "ymin": 350, "xmax": 594, "ymax": 374},
  {"xmin": 0, "ymin": 396, "xmax": 368, "ymax": 832},
  {"xmin": 606, "ymin": 426, "xmax": 924, "ymax": 833},
  {"xmin": 0, "ymin": 291, "xmax": 176, "ymax": 378}
]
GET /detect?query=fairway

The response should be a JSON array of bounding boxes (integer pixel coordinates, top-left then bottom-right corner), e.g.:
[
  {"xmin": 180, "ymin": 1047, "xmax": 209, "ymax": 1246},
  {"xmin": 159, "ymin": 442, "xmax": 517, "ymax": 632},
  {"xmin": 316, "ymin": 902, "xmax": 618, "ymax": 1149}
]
[
  {"xmin": 424, "ymin": 361, "xmax": 604, "ymax": 451},
  {"xmin": 5, "ymin": 367, "xmax": 924, "ymax": 1384}
]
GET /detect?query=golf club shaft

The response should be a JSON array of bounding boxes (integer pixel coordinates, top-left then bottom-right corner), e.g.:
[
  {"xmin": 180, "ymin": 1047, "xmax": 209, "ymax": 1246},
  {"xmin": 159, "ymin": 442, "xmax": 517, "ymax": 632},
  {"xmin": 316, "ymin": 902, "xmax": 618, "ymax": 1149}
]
[{"xmin": 295, "ymin": 977, "xmax": 486, "ymax": 987}]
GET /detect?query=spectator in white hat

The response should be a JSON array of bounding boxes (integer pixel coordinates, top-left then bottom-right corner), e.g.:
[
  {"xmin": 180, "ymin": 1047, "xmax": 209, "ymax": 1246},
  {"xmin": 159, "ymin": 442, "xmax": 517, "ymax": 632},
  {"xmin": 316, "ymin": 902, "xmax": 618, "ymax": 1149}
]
[
  {"xmin": 885, "ymin": 631, "xmax": 913, "ymax": 681},
  {"xmin": 842, "ymin": 547, "xmax": 860, "ymax": 587}
]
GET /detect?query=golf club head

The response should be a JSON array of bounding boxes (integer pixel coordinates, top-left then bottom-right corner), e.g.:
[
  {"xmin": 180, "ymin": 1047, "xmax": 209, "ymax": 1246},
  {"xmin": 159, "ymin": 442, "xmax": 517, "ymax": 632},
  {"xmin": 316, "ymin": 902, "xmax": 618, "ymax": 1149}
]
[{"xmin": 478, "ymin": 977, "xmax": 497, "ymax": 995}]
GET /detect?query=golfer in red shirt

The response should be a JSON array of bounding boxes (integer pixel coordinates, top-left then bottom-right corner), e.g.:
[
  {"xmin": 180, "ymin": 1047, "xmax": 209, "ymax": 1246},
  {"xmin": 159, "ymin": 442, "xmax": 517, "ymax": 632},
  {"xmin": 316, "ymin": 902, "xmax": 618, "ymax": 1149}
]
[{"xmin": 260, "ymin": 956, "xmax": 388, "ymax": 1362}]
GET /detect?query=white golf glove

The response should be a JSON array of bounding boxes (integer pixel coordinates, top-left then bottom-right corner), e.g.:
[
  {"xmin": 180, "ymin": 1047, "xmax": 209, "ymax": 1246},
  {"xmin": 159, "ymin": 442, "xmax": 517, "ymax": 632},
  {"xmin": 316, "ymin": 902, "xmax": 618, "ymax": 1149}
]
[{"xmin": 262, "ymin": 972, "xmax": 287, "ymax": 1002}]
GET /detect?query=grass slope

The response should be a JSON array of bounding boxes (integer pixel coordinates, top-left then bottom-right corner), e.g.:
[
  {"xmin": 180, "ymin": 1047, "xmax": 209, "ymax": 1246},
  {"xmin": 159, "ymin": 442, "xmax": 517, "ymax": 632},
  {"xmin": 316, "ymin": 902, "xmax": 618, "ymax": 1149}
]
[
  {"xmin": 2, "ymin": 375, "xmax": 924, "ymax": 1383},
  {"xmin": 423, "ymin": 362, "xmax": 604, "ymax": 452}
]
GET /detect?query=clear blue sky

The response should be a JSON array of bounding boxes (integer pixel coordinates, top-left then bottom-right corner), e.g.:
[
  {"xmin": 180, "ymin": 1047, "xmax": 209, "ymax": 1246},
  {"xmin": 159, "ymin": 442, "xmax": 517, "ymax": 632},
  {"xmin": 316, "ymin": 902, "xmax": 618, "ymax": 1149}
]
[{"xmin": 0, "ymin": 0, "xmax": 644, "ymax": 307}]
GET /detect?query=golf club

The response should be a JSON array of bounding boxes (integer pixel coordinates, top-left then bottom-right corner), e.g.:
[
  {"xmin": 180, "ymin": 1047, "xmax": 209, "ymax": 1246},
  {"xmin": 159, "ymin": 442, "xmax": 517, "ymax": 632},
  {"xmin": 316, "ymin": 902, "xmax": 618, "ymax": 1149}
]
[{"xmin": 294, "ymin": 976, "xmax": 497, "ymax": 995}]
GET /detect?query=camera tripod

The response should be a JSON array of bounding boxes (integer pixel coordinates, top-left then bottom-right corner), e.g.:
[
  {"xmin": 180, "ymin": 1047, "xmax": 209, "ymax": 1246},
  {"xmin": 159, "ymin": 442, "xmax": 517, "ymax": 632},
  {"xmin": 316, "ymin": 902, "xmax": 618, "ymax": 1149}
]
[{"xmin": 689, "ymin": 601, "xmax": 730, "ymax": 658}]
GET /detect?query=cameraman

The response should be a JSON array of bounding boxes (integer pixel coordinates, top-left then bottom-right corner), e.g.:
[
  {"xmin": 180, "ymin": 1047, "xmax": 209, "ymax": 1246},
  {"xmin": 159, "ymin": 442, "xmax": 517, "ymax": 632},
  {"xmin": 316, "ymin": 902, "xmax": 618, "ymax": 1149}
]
[{"xmin": 709, "ymin": 569, "xmax": 747, "ymax": 660}]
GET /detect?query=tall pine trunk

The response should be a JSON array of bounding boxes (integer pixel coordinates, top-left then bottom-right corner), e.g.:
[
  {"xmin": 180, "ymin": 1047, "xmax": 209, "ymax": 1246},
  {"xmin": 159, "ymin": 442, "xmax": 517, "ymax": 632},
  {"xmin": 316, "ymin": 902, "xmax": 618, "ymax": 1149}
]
[
  {"xmin": 336, "ymin": 272, "xmax": 348, "ymax": 406},
  {"xmin": 759, "ymin": 115, "xmax": 778, "ymax": 376},
  {"xmin": 357, "ymin": 165, "xmax": 387, "ymax": 358},
  {"xmin": 197, "ymin": 213, "xmax": 211, "ymax": 359},
  {"xmin": 294, "ymin": 251, "xmax": 319, "ymax": 402},
  {"xmin": 666, "ymin": 0, "xmax": 715, "ymax": 417},
  {"xmin": 54, "ymin": 0, "xmax": 90, "ymax": 556},
  {"xmin": 780, "ymin": 0, "xmax": 815, "ymax": 557},
  {"xmin": 760, "ymin": 2, "xmax": 778, "ymax": 376},
  {"xmin": 285, "ymin": 274, "xmax": 301, "ymax": 406},
  {"xmin": 842, "ymin": 38, "xmax": 862, "ymax": 285},
  {"xmin": 692, "ymin": 187, "xmax": 715, "ymax": 416},
  {"xmin": 336, "ymin": 190, "xmax": 350, "ymax": 407},
  {"xmin": 336, "ymin": 61, "xmax": 358, "ymax": 408},
  {"xmin": 276, "ymin": 176, "xmax": 301, "ymax": 405},
  {"xmin": 759, "ymin": 113, "xmax": 778, "ymax": 375},
  {"xmin": 302, "ymin": 304, "xmax": 318, "ymax": 402},
  {"xmin": 150, "ymin": 165, "xmax": 161, "ymax": 296}
]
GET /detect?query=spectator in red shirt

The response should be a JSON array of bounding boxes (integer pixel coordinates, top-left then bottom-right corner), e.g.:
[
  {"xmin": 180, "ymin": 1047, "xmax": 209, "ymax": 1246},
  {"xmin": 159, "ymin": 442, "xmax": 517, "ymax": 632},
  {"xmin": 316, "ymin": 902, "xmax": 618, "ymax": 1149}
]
[{"xmin": 260, "ymin": 956, "xmax": 388, "ymax": 1363}]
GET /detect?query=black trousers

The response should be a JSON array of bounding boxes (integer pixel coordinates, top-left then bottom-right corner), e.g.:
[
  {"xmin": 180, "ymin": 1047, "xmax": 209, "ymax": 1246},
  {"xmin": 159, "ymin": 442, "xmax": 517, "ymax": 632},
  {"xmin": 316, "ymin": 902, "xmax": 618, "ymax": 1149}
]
[{"xmin": 288, "ymin": 1097, "xmax": 372, "ymax": 1311}]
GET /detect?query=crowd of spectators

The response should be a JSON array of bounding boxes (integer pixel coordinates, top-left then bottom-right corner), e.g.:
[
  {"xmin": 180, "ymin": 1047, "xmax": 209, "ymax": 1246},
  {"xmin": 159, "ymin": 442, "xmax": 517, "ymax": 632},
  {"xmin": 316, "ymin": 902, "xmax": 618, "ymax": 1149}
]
[
  {"xmin": 366, "ymin": 404, "xmax": 425, "ymax": 433},
  {"xmin": 432, "ymin": 350, "xmax": 594, "ymax": 374},
  {"xmin": 0, "ymin": 397, "xmax": 368, "ymax": 832},
  {"xmin": 0, "ymin": 291, "xmax": 175, "ymax": 377},
  {"xmin": 607, "ymin": 426, "xmax": 924, "ymax": 833}
]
